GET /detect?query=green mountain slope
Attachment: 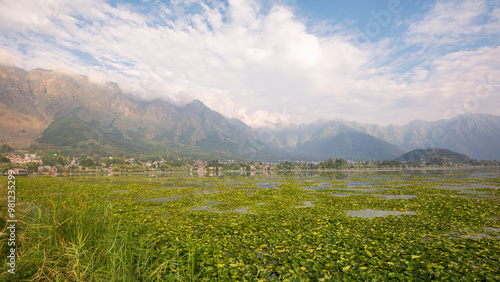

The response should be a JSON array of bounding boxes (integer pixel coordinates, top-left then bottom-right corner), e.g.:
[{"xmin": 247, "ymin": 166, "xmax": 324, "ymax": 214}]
[{"xmin": 396, "ymin": 148, "xmax": 471, "ymax": 164}]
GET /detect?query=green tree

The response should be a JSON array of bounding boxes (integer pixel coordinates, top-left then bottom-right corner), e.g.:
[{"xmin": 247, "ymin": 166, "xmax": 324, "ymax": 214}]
[
  {"xmin": 26, "ymin": 162, "xmax": 39, "ymax": 173},
  {"xmin": 112, "ymin": 158, "xmax": 125, "ymax": 165},
  {"xmin": 42, "ymin": 155, "xmax": 57, "ymax": 166},
  {"xmin": 55, "ymin": 164, "xmax": 64, "ymax": 173},
  {"xmin": 42, "ymin": 155, "xmax": 67, "ymax": 166},
  {"xmin": 333, "ymin": 158, "xmax": 347, "ymax": 169},
  {"xmin": 0, "ymin": 156, "xmax": 10, "ymax": 163},
  {"xmin": 318, "ymin": 162, "xmax": 324, "ymax": 169},
  {"xmin": 0, "ymin": 144, "xmax": 14, "ymax": 155},
  {"xmin": 80, "ymin": 158, "xmax": 95, "ymax": 167},
  {"xmin": 160, "ymin": 163, "xmax": 171, "ymax": 171},
  {"xmin": 328, "ymin": 157, "xmax": 334, "ymax": 169},
  {"xmin": 428, "ymin": 156, "xmax": 446, "ymax": 166}
]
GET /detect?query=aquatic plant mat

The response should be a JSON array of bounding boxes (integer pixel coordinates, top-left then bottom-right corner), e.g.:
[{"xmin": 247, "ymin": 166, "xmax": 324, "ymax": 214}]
[{"xmin": 1, "ymin": 168, "xmax": 499, "ymax": 281}]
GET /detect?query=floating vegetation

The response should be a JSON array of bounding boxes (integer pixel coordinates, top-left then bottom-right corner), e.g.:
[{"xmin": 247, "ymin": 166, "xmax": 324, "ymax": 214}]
[{"xmin": 1, "ymin": 168, "xmax": 499, "ymax": 281}]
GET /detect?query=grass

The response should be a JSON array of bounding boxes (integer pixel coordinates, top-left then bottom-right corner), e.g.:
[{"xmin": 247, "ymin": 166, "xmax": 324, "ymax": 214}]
[
  {"xmin": 0, "ymin": 189, "xmax": 157, "ymax": 281},
  {"xmin": 1, "ymin": 169, "xmax": 500, "ymax": 281}
]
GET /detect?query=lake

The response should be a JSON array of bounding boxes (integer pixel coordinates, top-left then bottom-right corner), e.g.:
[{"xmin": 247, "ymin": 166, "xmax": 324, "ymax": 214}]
[{"xmin": 4, "ymin": 167, "xmax": 499, "ymax": 281}]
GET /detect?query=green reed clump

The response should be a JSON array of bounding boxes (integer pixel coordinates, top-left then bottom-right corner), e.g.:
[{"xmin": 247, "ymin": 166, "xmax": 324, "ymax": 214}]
[{"xmin": 0, "ymin": 192, "xmax": 163, "ymax": 281}]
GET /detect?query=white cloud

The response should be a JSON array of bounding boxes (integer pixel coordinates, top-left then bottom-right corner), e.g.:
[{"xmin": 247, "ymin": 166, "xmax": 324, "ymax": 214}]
[
  {"xmin": 0, "ymin": 0, "xmax": 499, "ymax": 127},
  {"xmin": 405, "ymin": 0, "xmax": 500, "ymax": 46}
]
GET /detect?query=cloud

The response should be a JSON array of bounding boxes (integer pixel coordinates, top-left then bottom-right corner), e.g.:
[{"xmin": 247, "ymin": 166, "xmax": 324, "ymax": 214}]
[
  {"xmin": 0, "ymin": 0, "xmax": 498, "ymax": 127},
  {"xmin": 405, "ymin": 0, "xmax": 500, "ymax": 47},
  {"xmin": 0, "ymin": 48, "xmax": 20, "ymax": 66}
]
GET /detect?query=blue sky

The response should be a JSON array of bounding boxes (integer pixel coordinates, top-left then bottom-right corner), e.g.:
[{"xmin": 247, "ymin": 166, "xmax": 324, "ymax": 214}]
[{"xmin": 0, "ymin": 0, "xmax": 499, "ymax": 127}]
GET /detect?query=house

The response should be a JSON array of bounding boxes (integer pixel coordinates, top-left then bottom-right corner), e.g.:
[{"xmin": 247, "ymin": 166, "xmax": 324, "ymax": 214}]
[
  {"xmin": 38, "ymin": 166, "xmax": 56, "ymax": 175},
  {"xmin": 8, "ymin": 168, "xmax": 28, "ymax": 176}
]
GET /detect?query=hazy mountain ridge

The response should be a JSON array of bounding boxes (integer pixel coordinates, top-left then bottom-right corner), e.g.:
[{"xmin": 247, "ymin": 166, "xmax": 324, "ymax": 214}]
[
  {"xmin": 296, "ymin": 130, "xmax": 406, "ymax": 161},
  {"xmin": 267, "ymin": 121, "xmax": 406, "ymax": 160},
  {"xmin": 267, "ymin": 113, "xmax": 500, "ymax": 160},
  {"xmin": 336, "ymin": 114, "xmax": 500, "ymax": 160},
  {"xmin": 1, "ymin": 65, "xmax": 499, "ymax": 160}
]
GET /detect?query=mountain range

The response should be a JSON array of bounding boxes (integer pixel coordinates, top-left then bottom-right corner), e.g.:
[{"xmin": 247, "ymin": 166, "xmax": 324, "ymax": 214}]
[{"xmin": 1, "ymin": 65, "xmax": 500, "ymax": 161}]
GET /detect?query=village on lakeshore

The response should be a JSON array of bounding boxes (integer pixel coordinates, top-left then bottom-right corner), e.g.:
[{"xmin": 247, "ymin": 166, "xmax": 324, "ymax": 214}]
[{"xmin": 2, "ymin": 143, "xmax": 499, "ymax": 177}]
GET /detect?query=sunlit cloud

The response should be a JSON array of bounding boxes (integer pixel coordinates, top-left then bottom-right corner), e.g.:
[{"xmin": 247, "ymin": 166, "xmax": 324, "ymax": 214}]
[{"xmin": 0, "ymin": 0, "xmax": 498, "ymax": 127}]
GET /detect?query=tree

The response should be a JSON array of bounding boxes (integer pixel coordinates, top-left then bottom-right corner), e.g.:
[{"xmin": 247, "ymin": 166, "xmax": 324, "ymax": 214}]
[
  {"xmin": 0, "ymin": 156, "xmax": 10, "ymax": 163},
  {"xmin": 112, "ymin": 158, "xmax": 125, "ymax": 165},
  {"xmin": 0, "ymin": 144, "xmax": 14, "ymax": 155},
  {"xmin": 160, "ymin": 163, "xmax": 171, "ymax": 171},
  {"xmin": 333, "ymin": 158, "xmax": 347, "ymax": 169},
  {"xmin": 320, "ymin": 162, "xmax": 326, "ymax": 169},
  {"xmin": 428, "ymin": 156, "xmax": 446, "ymax": 166},
  {"xmin": 209, "ymin": 160, "xmax": 220, "ymax": 167},
  {"xmin": 42, "ymin": 155, "xmax": 67, "ymax": 166},
  {"xmin": 80, "ymin": 158, "xmax": 95, "ymax": 167},
  {"xmin": 55, "ymin": 164, "xmax": 64, "ymax": 173},
  {"xmin": 26, "ymin": 162, "xmax": 38, "ymax": 173},
  {"xmin": 328, "ymin": 157, "xmax": 334, "ymax": 169}
]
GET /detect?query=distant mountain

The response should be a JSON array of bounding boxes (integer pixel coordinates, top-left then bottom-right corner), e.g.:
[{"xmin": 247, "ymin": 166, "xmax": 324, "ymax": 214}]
[
  {"xmin": 1, "ymin": 65, "xmax": 499, "ymax": 161},
  {"xmin": 269, "ymin": 123, "xmax": 405, "ymax": 161},
  {"xmin": 331, "ymin": 114, "xmax": 500, "ymax": 160},
  {"xmin": 297, "ymin": 130, "xmax": 405, "ymax": 161},
  {"xmin": 269, "ymin": 115, "xmax": 500, "ymax": 160},
  {"xmin": 396, "ymin": 148, "xmax": 471, "ymax": 164}
]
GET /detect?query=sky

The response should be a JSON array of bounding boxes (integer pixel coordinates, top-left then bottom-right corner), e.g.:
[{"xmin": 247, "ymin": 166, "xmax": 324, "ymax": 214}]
[{"xmin": 0, "ymin": 0, "xmax": 499, "ymax": 127}]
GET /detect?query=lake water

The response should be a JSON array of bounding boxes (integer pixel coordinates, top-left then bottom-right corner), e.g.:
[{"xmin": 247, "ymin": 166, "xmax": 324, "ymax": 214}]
[{"xmin": 101, "ymin": 167, "xmax": 500, "ymax": 217}]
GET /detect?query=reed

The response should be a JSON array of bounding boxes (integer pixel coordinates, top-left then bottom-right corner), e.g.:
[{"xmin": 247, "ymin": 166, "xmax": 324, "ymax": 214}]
[{"xmin": 0, "ymin": 186, "xmax": 198, "ymax": 281}]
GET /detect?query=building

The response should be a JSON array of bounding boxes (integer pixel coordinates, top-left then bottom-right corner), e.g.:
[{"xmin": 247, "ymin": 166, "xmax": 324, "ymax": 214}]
[{"xmin": 8, "ymin": 168, "xmax": 28, "ymax": 176}]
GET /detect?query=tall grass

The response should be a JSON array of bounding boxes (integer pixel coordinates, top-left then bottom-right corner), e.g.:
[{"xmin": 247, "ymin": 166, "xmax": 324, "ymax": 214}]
[
  {"xmin": 0, "ymin": 189, "xmax": 173, "ymax": 281},
  {"xmin": 0, "ymin": 178, "xmax": 221, "ymax": 281}
]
